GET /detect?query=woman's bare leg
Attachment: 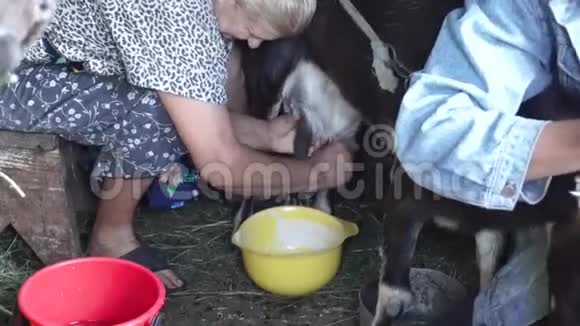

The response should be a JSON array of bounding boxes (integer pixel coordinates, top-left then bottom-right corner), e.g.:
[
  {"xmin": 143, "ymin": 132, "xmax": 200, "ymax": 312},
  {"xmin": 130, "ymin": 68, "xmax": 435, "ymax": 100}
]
[{"xmin": 88, "ymin": 177, "xmax": 184, "ymax": 289}]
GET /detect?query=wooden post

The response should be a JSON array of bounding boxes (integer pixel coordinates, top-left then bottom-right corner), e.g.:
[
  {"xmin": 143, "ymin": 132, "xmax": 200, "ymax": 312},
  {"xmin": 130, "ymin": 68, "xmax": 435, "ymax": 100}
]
[{"xmin": 0, "ymin": 131, "xmax": 96, "ymax": 265}]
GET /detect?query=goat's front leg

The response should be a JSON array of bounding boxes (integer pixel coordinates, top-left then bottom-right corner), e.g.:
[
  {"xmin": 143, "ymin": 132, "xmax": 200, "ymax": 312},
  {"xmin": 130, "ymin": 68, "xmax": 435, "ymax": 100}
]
[
  {"xmin": 372, "ymin": 202, "xmax": 424, "ymax": 326},
  {"xmin": 475, "ymin": 229, "xmax": 506, "ymax": 290}
]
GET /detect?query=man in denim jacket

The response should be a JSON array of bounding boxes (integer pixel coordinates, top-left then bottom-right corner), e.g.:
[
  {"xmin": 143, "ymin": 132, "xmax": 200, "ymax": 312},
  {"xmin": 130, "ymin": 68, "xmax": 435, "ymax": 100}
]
[{"xmin": 395, "ymin": 0, "xmax": 580, "ymax": 324}]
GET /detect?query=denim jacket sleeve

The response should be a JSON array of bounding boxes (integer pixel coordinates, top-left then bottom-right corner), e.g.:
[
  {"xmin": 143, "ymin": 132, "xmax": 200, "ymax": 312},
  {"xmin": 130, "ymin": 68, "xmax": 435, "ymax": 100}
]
[{"xmin": 394, "ymin": 0, "xmax": 555, "ymax": 210}]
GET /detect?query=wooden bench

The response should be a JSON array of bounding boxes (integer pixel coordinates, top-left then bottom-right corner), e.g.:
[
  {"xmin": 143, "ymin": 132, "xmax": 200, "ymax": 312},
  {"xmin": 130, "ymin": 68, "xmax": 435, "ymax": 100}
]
[{"xmin": 0, "ymin": 130, "xmax": 96, "ymax": 265}]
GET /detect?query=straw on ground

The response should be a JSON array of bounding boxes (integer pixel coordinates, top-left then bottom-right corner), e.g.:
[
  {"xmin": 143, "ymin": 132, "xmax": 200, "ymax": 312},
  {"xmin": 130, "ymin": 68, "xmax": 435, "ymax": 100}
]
[{"xmin": 0, "ymin": 234, "xmax": 37, "ymax": 315}]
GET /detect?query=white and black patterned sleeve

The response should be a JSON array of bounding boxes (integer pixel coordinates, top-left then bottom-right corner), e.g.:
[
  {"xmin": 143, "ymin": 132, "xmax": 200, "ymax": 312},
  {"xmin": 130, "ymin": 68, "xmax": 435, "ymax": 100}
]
[{"xmin": 98, "ymin": 0, "xmax": 231, "ymax": 105}]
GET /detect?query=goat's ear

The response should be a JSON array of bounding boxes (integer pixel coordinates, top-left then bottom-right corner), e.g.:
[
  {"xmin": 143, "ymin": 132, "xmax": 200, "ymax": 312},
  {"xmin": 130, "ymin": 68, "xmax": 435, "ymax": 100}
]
[{"xmin": 240, "ymin": 37, "xmax": 308, "ymax": 119}]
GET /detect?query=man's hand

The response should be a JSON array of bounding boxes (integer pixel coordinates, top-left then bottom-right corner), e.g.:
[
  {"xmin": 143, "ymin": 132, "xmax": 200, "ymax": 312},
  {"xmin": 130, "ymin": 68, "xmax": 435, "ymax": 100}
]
[{"xmin": 527, "ymin": 119, "xmax": 580, "ymax": 180}]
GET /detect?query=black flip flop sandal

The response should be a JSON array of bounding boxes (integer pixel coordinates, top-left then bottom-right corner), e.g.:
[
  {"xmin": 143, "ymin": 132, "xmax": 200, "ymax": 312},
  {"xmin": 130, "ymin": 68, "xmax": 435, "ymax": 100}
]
[{"xmin": 119, "ymin": 244, "xmax": 187, "ymax": 293}]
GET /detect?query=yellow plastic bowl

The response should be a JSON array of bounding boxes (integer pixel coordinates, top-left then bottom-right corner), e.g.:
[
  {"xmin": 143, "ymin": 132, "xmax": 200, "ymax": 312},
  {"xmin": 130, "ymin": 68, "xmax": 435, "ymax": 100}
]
[{"xmin": 231, "ymin": 206, "xmax": 359, "ymax": 297}]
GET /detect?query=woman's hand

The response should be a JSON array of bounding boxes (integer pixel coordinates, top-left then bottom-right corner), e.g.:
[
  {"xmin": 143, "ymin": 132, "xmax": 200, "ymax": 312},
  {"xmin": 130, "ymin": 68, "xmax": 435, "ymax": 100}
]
[
  {"xmin": 267, "ymin": 114, "xmax": 339, "ymax": 157},
  {"xmin": 309, "ymin": 141, "xmax": 354, "ymax": 190},
  {"xmin": 267, "ymin": 114, "xmax": 299, "ymax": 154},
  {"xmin": 160, "ymin": 89, "xmax": 355, "ymax": 196}
]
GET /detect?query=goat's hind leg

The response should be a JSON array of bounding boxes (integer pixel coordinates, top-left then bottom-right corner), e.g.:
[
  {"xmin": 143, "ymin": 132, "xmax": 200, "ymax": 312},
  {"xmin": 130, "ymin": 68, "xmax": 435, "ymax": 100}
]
[
  {"xmin": 289, "ymin": 114, "xmax": 326, "ymax": 209},
  {"xmin": 292, "ymin": 116, "xmax": 338, "ymax": 214},
  {"xmin": 547, "ymin": 219, "xmax": 580, "ymax": 326},
  {"xmin": 475, "ymin": 229, "xmax": 506, "ymax": 290},
  {"xmin": 372, "ymin": 200, "xmax": 425, "ymax": 326},
  {"xmin": 232, "ymin": 197, "xmax": 255, "ymax": 235},
  {"xmin": 313, "ymin": 190, "xmax": 333, "ymax": 214}
]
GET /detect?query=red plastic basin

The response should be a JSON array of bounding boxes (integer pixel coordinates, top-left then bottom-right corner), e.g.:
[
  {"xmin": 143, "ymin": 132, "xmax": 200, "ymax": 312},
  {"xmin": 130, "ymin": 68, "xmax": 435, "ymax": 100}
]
[{"xmin": 17, "ymin": 257, "xmax": 165, "ymax": 326}]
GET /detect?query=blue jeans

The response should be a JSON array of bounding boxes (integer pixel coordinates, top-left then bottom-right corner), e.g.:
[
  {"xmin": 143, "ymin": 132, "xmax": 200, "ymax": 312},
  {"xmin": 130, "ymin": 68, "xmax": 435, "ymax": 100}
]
[{"xmin": 472, "ymin": 227, "xmax": 550, "ymax": 326}]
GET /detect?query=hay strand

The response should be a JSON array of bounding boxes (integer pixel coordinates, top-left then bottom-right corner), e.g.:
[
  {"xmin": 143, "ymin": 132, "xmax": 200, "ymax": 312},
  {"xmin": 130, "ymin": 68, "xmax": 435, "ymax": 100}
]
[
  {"xmin": 0, "ymin": 171, "xmax": 25, "ymax": 198},
  {"xmin": 0, "ymin": 304, "xmax": 12, "ymax": 317},
  {"xmin": 323, "ymin": 315, "xmax": 356, "ymax": 326}
]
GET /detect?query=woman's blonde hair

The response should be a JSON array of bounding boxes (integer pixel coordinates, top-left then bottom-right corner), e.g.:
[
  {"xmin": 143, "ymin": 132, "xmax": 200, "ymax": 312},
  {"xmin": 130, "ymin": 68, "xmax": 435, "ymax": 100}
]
[{"xmin": 237, "ymin": 0, "xmax": 317, "ymax": 36}]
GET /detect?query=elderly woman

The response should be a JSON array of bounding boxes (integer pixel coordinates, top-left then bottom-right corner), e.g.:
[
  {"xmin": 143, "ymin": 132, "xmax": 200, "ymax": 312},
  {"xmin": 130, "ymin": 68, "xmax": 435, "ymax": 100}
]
[{"xmin": 0, "ymin": 0, "xmax": 354, "ymax": 291}]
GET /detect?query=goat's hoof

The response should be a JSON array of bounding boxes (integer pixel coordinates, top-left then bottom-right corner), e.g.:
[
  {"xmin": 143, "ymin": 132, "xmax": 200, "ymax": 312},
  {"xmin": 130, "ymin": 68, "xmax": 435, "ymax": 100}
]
[
  {"xmin": 370, "ymin": 314, "xmax": 392, "ymax": 326},
  {"xmin": 385, "ymin": 296, "xmax": 405, "ymax": 318},
  {"xmin": 372, "ymin": 283, "xmax": 413, "ymax": 326},
  {"xmin": 370, "ymin": 315, "xmax": 391, "ymax": 326}
]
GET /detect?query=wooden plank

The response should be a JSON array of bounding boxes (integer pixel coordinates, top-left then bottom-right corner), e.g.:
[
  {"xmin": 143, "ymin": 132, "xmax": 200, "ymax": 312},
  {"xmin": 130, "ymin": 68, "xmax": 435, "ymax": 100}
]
[
  {"xmin": 0, "ymin": 130, "xmax": 58, "ymax": 151},
  {"xmin": 0, "ymin": 146, "xmax": 61, "ymax": 173}
]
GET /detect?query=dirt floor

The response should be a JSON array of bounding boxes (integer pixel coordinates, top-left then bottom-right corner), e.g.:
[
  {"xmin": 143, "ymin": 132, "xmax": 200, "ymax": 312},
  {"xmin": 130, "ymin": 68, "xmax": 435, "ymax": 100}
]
[{"xmin": 0, "ymin": 191, "xmax": 479, "ymax": 326}]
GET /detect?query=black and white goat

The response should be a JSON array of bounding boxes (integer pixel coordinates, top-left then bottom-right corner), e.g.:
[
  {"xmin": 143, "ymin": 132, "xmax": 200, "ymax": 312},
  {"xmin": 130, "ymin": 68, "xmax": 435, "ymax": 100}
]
[
  {"xmin": 233, "ymin": 0, "xmax": 580, "ymax": 326},
  {"xmin": 232, "ymin": 0, "xmax": 461, "ymax": 228}
]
